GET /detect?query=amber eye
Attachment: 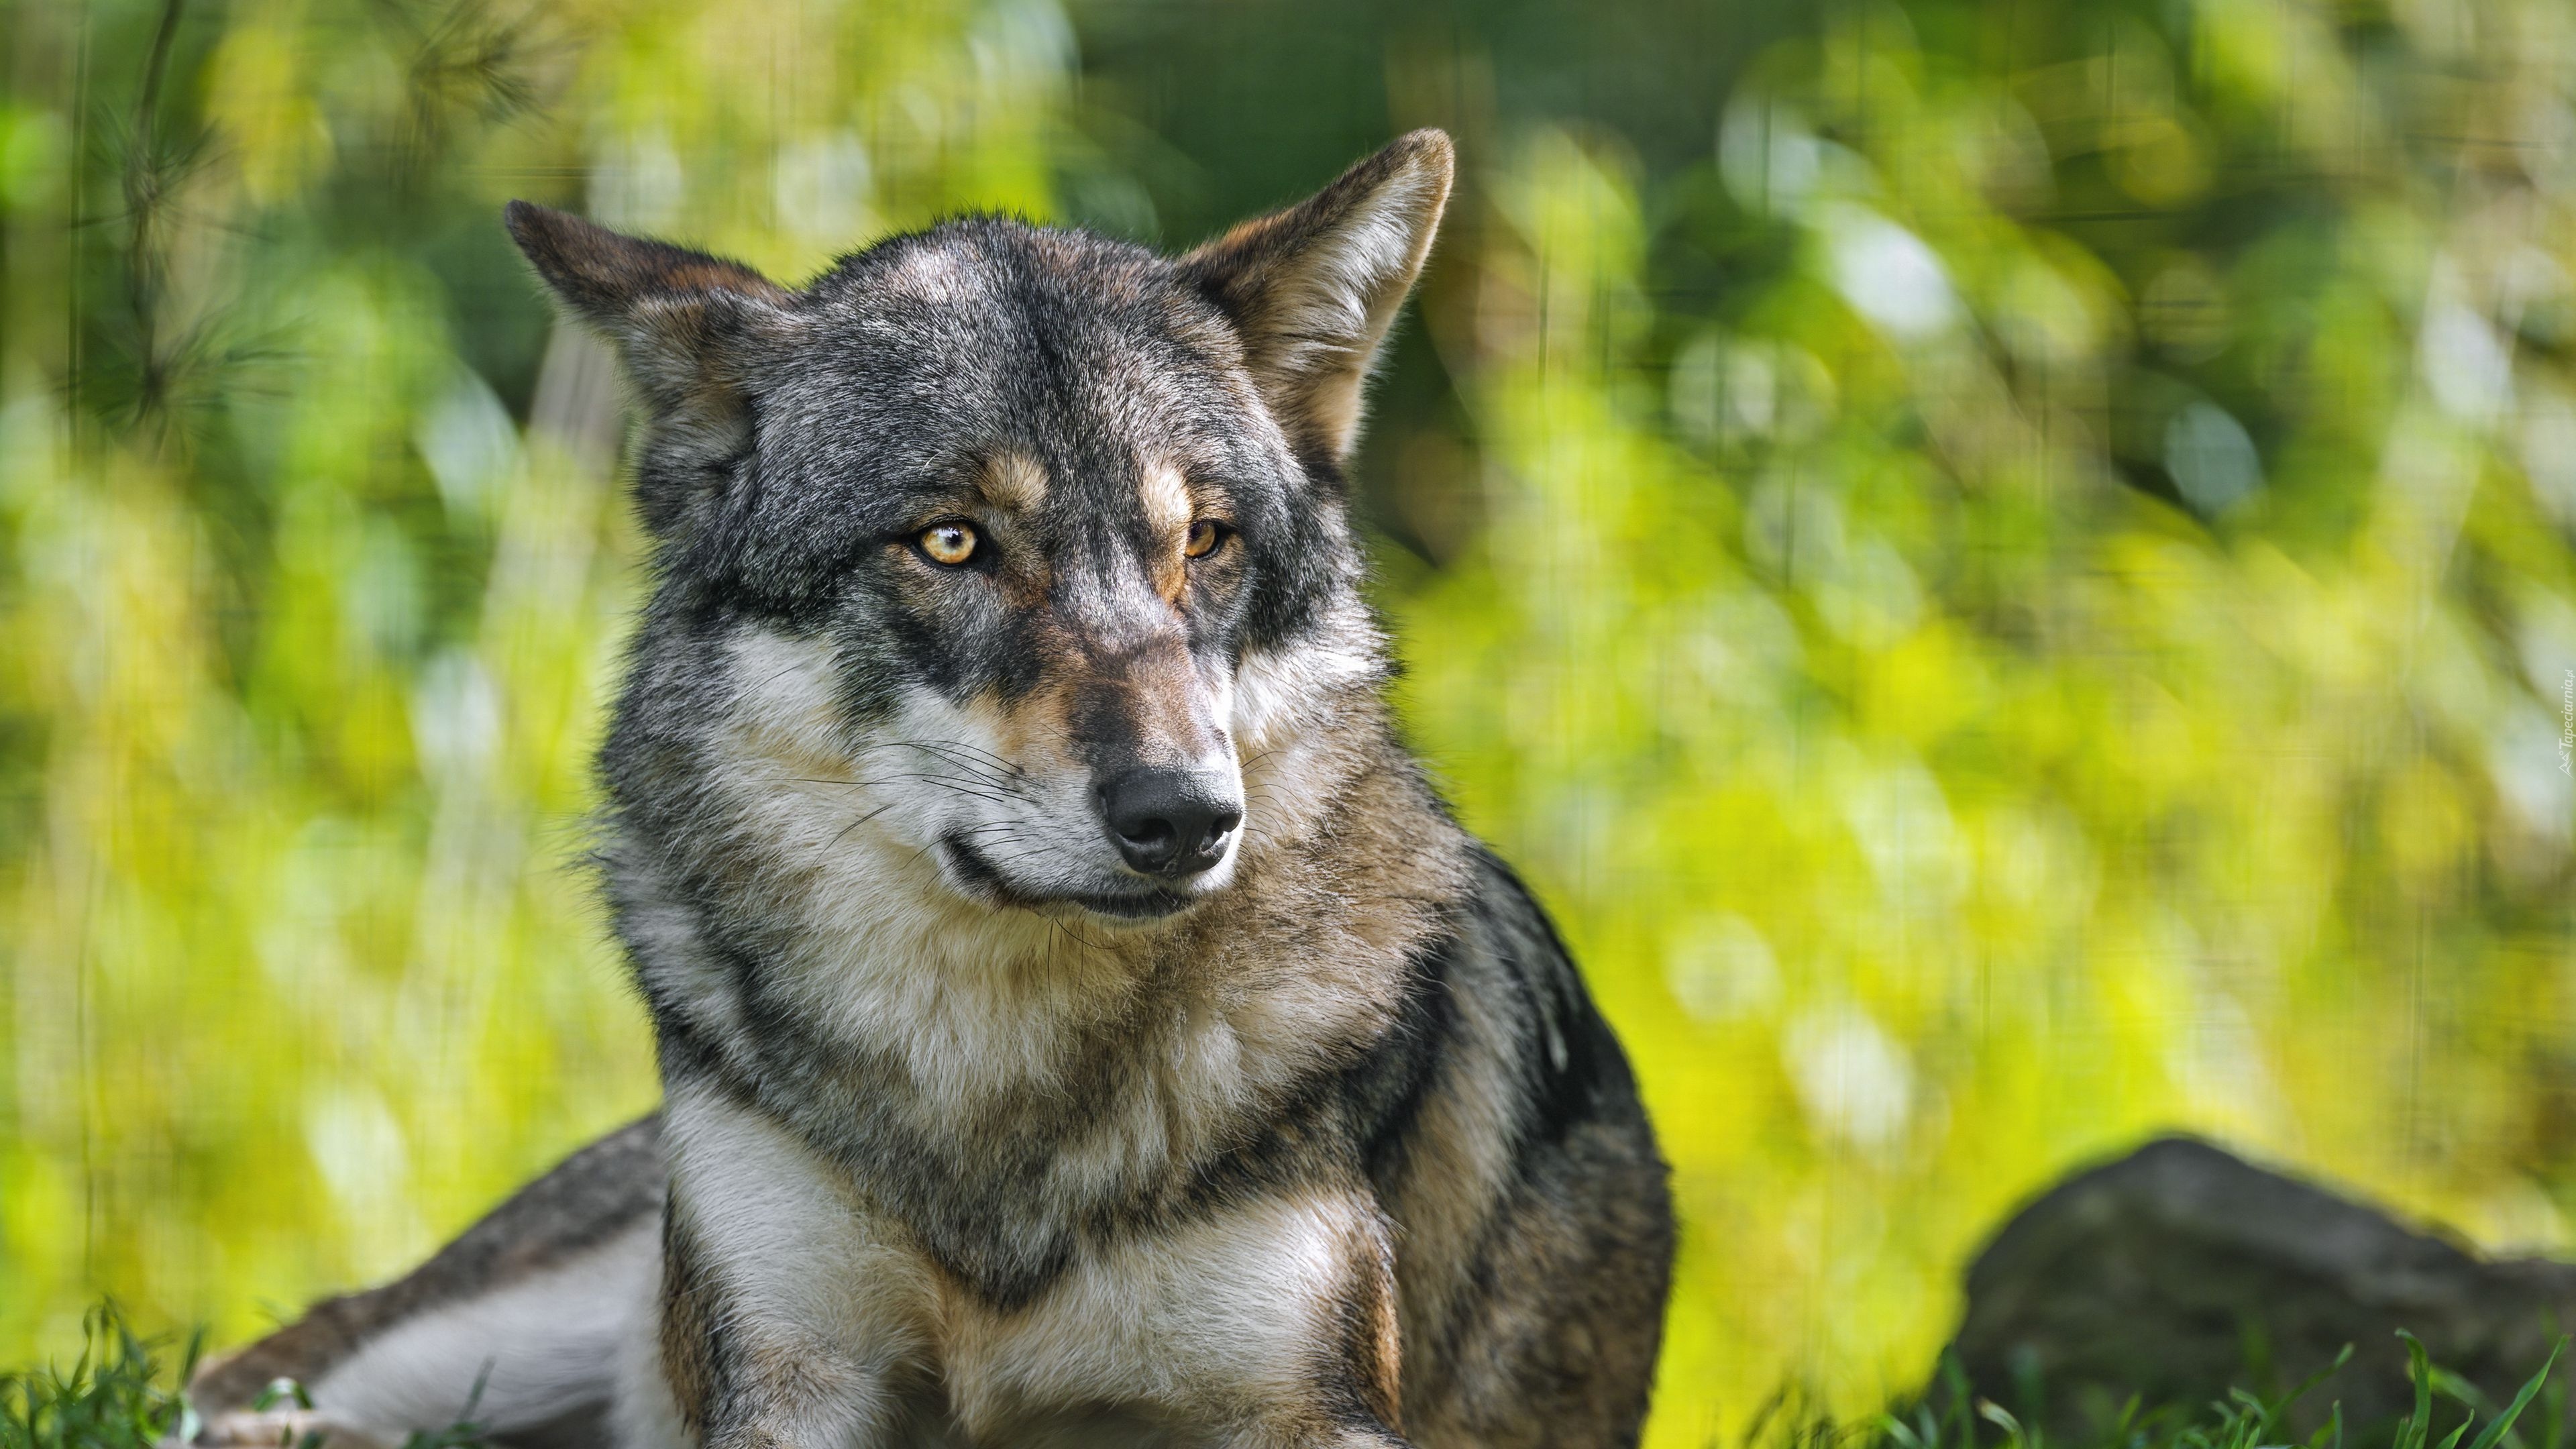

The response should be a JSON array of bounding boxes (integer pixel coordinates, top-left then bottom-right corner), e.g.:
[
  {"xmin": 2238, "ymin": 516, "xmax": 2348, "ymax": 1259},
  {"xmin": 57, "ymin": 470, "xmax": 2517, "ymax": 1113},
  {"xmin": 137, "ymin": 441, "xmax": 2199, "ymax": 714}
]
[
  {"xmin": 1183, "ymin": 518, "xmax": 1228, "ymax": 559},
  {"xmin": 918, "ymin": 521, "xmax": 979, "ymax": 567}
]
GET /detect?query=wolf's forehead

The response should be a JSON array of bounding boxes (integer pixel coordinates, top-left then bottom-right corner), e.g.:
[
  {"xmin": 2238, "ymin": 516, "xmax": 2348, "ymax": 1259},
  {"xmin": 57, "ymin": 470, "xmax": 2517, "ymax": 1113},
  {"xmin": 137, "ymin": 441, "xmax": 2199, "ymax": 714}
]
[
  {"xmin": 875, "ymin": 242, "xmax": 978, "ymax": 304},
  {"xmin": 824, "ymin": 229, "xmax": 1230, "ymax": 386},
  {"xmin": 789, "ymin": 254, "xmax": 1260, "ymax": 474}
]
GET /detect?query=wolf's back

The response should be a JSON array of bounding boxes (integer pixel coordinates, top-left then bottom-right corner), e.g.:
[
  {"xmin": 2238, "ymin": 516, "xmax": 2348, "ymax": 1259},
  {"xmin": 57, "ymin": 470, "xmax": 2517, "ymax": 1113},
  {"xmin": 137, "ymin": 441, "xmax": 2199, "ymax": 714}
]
[{"xmin": 192, "ymin": 1118, "xmax": 667, "ymax": 1449}]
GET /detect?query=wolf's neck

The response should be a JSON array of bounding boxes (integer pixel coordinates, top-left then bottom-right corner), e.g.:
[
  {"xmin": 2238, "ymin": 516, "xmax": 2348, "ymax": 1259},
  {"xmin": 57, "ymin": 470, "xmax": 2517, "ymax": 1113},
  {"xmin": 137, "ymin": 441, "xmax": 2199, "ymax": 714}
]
[{"xmin": 616, "ymin": 704, "xmax": 1468, "ymax": 1144}]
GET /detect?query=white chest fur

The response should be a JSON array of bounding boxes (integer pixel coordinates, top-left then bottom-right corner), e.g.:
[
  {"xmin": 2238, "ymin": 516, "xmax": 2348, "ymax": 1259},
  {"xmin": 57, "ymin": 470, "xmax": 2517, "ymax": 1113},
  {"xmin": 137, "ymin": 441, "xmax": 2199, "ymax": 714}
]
[{"xmin": 659, "ymin": 1085, "xmax": 1390, "ymax": 1446}]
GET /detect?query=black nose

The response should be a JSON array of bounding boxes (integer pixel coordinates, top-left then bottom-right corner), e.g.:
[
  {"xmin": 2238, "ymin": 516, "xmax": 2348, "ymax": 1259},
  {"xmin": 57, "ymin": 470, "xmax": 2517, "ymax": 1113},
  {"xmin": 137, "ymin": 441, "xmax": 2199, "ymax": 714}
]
[{"xmin": 1097, "ymin": 767, "xmax": 1243, "ymax": 878}]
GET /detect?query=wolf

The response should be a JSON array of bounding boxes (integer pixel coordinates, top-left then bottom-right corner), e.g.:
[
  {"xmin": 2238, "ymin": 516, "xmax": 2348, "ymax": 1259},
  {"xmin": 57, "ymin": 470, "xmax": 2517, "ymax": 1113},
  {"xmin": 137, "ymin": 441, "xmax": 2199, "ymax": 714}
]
[{"xmin": 186, "ymin": 130, "xmax": 1674, "ymax": 1449}]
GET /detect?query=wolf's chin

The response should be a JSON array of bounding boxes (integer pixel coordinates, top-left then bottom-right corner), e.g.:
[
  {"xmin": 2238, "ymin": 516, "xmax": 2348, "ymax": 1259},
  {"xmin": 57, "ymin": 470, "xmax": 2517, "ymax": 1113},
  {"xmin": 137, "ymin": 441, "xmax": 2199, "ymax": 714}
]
[{"xmin": 938, "ymin": 831, "xmax": 1217, "ymax": 924}]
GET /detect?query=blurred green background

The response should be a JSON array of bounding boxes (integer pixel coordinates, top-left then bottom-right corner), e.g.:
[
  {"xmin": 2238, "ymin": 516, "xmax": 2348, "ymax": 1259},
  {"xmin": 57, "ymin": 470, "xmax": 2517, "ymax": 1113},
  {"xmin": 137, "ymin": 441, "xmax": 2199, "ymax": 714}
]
[{"xmin": 3, "ymin": 0, "xmax": 2575, "ymax": 1442}]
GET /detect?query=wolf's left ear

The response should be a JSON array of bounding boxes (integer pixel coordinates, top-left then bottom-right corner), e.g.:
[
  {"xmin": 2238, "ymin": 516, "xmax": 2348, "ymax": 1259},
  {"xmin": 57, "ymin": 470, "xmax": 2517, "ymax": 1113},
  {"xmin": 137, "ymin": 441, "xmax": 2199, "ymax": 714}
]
[
  {"xmin": 504, "ymin": 202, "xmax": 798, "ymax": 537},
  {"xmin": 504, "ymin": 201, "xmax": 792, "ymax": 417},
  {"xmin": 1180, "ymin": 129, "xmax": 1454, "ymax": 470}
]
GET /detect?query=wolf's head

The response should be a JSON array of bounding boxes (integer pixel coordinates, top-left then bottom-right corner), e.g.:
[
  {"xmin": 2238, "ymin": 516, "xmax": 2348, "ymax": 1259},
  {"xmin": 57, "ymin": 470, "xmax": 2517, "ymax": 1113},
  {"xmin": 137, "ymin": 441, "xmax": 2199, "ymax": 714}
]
[{"xmin": 511, "ymin": 133, "xmax": 1450, "ymax": 940}]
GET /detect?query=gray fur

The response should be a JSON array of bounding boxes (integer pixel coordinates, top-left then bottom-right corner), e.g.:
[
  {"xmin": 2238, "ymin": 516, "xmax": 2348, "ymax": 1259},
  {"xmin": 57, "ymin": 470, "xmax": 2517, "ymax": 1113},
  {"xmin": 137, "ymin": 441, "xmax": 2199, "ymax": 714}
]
[{"xmin": 194, "ymin": 131, "xmax": 1674, "ymax": 1449}]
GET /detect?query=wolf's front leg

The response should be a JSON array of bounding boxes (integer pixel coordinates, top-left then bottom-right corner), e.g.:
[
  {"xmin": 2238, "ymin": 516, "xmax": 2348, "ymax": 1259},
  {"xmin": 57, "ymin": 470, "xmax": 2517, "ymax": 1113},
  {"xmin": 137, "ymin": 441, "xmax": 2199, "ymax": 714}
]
[{"xmin": 653, "ymin": 1095, "xmax": 940, "ymax": 1449}]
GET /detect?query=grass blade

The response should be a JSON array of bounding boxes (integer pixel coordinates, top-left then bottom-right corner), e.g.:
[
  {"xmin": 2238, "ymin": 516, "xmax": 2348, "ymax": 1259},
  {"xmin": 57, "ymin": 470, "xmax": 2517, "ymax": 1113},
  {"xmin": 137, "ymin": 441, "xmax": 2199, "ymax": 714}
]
[{"xmin": 2460, "ymin": 1338, "xmax": 2569, "ymax": 1449}]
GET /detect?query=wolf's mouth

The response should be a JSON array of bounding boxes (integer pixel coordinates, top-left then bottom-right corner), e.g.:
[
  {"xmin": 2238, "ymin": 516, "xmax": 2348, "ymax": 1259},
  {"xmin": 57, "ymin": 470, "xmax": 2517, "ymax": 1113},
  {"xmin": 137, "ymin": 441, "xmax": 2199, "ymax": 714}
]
[{"xmin": 940, "ymin": 833, "xmax": 1199, "ymax": 922}]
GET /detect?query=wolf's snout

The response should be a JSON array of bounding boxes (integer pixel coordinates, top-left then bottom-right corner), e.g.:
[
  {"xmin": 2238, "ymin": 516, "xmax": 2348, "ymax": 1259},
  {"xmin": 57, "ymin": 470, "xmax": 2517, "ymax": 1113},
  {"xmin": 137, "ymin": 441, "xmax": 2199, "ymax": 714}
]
[{"xmin": 1097, "ymin": 767, "xmax": 1242, "ymax": 877}]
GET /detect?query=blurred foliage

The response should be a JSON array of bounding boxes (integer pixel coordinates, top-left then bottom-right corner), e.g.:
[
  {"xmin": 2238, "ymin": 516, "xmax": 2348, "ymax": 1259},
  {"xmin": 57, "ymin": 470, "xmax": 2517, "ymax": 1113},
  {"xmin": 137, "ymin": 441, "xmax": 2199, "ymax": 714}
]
[{"xmin": 3, "ymin": 0, "xmax": 2575, "ymax": 1446}]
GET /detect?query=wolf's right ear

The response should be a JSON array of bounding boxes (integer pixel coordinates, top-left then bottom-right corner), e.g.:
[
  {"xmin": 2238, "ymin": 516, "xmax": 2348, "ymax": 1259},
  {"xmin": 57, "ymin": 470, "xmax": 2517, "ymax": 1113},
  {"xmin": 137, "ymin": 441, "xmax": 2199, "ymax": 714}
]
[
  {"xmin": 505, "ymin": 203, "xmax": 794, "ymax": 530},
  {"xmin": 1179, "ymin": 130, "xmax": 1453, "ymax": 473}
]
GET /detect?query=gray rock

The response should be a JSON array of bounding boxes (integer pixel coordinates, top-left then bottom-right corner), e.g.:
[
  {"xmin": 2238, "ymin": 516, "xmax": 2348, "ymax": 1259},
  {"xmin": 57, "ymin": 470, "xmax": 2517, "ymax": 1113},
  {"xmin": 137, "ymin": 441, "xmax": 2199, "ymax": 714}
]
[{"xmin": 1943, "ymin": 1136, "xmax": 2574, "ymax": 1438}]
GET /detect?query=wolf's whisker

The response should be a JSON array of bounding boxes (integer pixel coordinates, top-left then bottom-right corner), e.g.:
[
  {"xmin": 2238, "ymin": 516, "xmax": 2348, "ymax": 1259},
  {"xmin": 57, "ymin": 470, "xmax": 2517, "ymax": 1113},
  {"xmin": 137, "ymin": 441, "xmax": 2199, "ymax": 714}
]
[
  {"xmin": 827, "ymin": 800, "xmax": 906, "ymax": 849},
  {"xmin": 856, "ymin": 738, "xmax": 1030, "ymax": 787},
  {"xmin": 902, "ymin": 818, "xmax": 1032, "ymax": 871},
  {"xmin": 768, "ymin": 770, "xmax": 1029, "ymax": 814},
  {"xmin": 1046, "ymin": 915, "xmax": 1111, "ymax": 953},
  {"xmin": 891, "ymin": 739, "xmax": 1026, "ymax": 779}
]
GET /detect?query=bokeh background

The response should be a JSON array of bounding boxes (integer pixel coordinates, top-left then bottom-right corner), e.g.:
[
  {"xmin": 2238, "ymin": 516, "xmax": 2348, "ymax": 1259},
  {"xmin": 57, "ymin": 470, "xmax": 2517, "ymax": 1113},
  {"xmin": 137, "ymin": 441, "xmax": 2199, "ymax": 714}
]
[{"xmin": 4, "ymin": 0, "xmax": 2576, "ymax": 1442}]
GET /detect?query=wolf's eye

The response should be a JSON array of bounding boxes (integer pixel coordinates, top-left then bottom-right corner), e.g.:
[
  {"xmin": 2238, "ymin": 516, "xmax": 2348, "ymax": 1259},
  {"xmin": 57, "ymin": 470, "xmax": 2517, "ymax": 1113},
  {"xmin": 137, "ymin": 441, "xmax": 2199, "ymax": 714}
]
[
  {"xmin": 918, "ymin": 521, "xmax": 979, "ymax": 567},
  {"xmin": 1183, "ymin": 519, "xmax": 1230, "ymax": 560}
]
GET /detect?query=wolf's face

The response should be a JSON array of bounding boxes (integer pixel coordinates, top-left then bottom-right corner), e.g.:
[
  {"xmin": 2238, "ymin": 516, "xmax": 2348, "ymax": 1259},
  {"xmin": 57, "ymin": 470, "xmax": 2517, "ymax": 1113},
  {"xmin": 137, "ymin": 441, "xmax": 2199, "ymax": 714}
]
[
  {"xmin": 511, "ymin": 133, "xmax": 1451, "ymax": 928},
  {"xmin": 669, "ymin": 225, "xmax": 1329, "ymax": 921}
]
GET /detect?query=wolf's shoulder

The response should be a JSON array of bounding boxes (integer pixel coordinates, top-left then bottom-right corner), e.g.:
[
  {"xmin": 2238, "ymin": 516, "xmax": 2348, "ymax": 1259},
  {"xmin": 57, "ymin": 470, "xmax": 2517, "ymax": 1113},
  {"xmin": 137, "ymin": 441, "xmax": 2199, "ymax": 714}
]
[{"xmin": 1332, "ymin": 840, "xmax": 1645, "ymax": 1185}]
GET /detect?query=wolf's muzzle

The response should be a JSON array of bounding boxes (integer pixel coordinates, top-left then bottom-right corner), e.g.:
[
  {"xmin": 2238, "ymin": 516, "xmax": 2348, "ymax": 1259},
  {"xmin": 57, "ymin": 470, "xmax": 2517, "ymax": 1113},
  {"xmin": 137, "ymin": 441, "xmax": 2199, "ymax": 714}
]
[{"xmin": 1096, "ymin": 767, "xmax": 1242, "ymax": 877}]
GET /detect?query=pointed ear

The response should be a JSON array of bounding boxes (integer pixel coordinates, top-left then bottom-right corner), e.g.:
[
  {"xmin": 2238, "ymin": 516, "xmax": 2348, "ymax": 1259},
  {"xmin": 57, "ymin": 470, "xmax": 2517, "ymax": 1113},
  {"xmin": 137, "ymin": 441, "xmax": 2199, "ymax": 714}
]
[
  {"xmin": 503, "ymin": 201, "xmax": 793, "ymax": 414},
  {"xmin": 1179, "ymin": 129, "xmax": 1454, "ymax": 469},
  {"xmin": 504, "ymin": 202, "xmax": 795, "ymax": 536}
]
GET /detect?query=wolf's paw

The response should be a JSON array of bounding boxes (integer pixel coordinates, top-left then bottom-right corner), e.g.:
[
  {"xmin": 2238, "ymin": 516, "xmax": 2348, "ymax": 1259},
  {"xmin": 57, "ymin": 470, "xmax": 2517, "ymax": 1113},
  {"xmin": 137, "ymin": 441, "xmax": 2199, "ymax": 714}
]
[{"xmin": 186, "ymin": 1408, "xmax": 398, "ymax": 1449}]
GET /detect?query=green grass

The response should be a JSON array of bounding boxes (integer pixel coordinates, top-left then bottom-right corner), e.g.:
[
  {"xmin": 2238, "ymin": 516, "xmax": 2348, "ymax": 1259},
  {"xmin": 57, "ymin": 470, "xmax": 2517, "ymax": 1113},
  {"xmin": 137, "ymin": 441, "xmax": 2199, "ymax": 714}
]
[
  {"xmin": 1853, "ymin": 1337, "xmax": 2569, "ymax": 1449},
  {"xmin": 0, "ymin": 1307, "xmax": 489, "ymax": 1449},
  {"xmin": 1, "ymin": 1309, "xmax": 205, "ymax": 1449},
  {"xmin": 2, "ymin": 1306, "xmax": 2564, "ymax": 1449}
]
